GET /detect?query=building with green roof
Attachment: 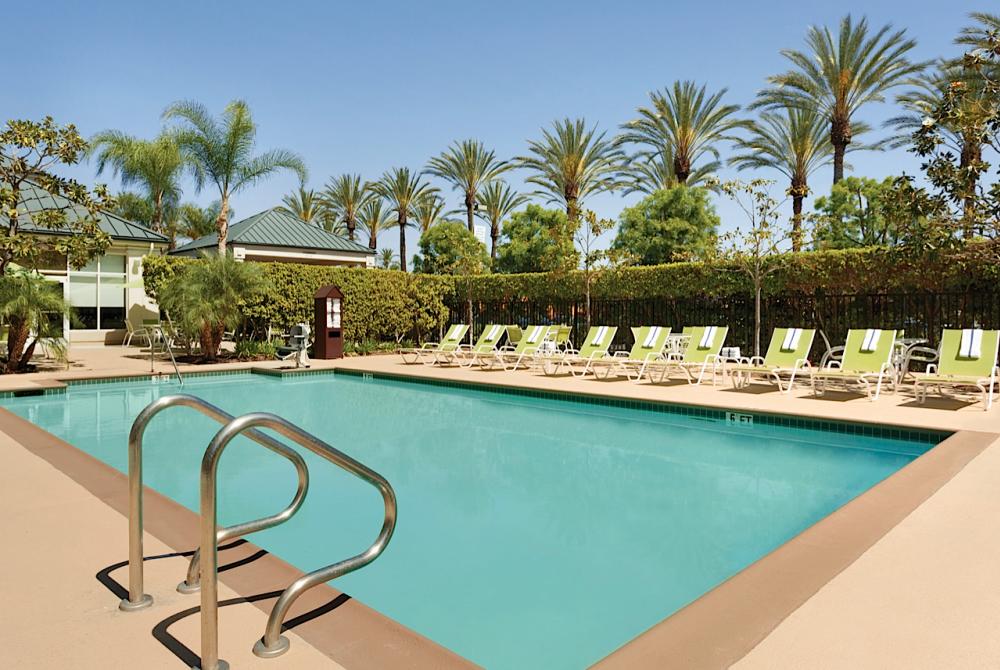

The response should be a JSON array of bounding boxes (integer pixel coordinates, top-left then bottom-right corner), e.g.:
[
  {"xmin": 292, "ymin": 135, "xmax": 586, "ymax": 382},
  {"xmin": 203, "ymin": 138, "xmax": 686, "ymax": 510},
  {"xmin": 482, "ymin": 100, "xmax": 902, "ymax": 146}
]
[
  {"xmin": 171, "ymin": 208, "xmax": 375, "ymax": 267},
  {"xmin": 17, "ymin": 181, "xmax": 169, "ymax": 344}
]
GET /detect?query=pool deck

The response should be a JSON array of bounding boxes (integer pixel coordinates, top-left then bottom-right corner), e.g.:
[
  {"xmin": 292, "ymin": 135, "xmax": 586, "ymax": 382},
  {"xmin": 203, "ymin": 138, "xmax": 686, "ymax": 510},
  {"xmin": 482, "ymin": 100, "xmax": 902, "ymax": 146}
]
[{"xmin": 1, "ymin": 346, "xmax": 1000, "ymax": 668}]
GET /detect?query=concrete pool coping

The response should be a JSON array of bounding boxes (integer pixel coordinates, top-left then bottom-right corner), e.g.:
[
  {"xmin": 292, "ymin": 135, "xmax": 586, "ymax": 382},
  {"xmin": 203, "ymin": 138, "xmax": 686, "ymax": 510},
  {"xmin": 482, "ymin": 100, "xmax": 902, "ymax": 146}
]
[
  {"xmin": 2, "ymin": 353, "xmax": 999, "ymax": 668},
  {"xmin": 0, "ymin": 405, "xmax": 476, "ymax": 670}
]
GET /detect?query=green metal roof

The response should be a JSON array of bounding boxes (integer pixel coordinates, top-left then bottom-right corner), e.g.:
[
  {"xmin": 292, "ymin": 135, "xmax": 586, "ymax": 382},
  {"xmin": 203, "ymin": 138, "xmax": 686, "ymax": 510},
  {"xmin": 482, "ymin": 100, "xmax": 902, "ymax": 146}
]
[
  {"xmin": 171, "ymin": 208, "xmax": 374, "ymax": 255},
  {"xmin": 16, "ymin": 180, "xmax": 168, "ymax": 244}
]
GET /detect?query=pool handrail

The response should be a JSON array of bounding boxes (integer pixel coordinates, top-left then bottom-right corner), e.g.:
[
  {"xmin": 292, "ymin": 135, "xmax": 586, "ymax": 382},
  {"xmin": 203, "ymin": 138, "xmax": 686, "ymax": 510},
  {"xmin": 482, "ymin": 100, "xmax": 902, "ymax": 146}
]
[
  {"xmin": 198, "ymin": 412, "xmax": 397, "ymax": 669},
  {"xmin": 120, "ymin": 394, "xmax": 310, "ymax": 612}
]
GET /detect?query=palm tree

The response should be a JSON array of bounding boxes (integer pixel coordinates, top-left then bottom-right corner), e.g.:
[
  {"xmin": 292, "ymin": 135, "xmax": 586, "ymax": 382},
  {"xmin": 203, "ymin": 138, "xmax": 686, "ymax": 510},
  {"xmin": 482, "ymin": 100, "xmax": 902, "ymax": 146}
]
[
  {"xmin": 279, "ymin": 186, "xmax": 329, "ymax": 226},
  {"xmin": 754, "ymin": 15, "xmax": 925, "ymax": 183},
  {"xmin": 177, "ymin": 201, "xmax": 231, "ymax": 242},
  {"xmin": 618, "ymin": 81, "xmax": 745, "ymax": 185},
  {"xmin": 730, "ymin": 108, "xmax": 839, "ymax": 250},
  {"xmin": 621, "ymin": 148, "xmax": 717, "ymax": 195},
  {"xmin": 377, "ymin": 248, "xmax": 398, "ymax": 270},
  {"xmin": 321, "ymin": 174, "xmax": 372, "ymax": 241},
  {"xmin": 88, "ymin": 130, "xmax": 186, "ymax": 245},
  {"xmin": 887, "ymin": 62, "xmax": 995, "ymax": 229},
  {"xmin": 476, "ymin": 180, "xmax": 528, "ymax": 258},
  {"xmin": 425, "ymin": 139, "xmax": 509, "ymax": 231},
  {"xmin": 516, "ymin": 118, "xmax": 625, "ymax": 220},
  {"xmin": 163, "ymin": 99, "xmax": 307, "ymax": 254},
  {"xmin": 356, "ymin": 199, "xmax": 394, "ymax": 251},
  {"xmin": 0, "ymin": 272, "xmax": 72, "ymax": 373},
  {"xmin": 370, "ymin": 168, "xmax": 437, "ymax": 271},
  {"xmin": 412, "ymin": 193, "xmax": 448, "ymax": 233}
]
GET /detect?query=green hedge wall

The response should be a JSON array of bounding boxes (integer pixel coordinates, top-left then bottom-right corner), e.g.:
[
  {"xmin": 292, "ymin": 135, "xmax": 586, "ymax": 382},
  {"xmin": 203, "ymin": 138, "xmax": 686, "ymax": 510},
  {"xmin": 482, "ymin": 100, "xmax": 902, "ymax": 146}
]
[
  {"xmin": 143, "ymin": 247, "xmax": 999, "ymax": 342},
  {"xmin": 142, "ymin": 255, "xmax": 453, "ymax": 342}
]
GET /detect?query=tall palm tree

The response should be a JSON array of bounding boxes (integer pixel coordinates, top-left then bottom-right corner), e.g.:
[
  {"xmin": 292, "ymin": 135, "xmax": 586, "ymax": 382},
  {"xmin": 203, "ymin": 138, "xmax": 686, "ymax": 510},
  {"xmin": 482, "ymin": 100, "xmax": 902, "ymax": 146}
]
[
  {"xmin": 516, "ymin": 118, "xmax": 625, "ymax": 220},
  {"xmin": 730, "ymin": 108, "xmax": 840, "ymax": 250},
  {"xmin": 754, "ymin": 15, "xmax": 925, "ymax": 183},
  {"xmin": 425, "ymin": 139, "xmax": 509, "ymax": 231},
  {"xmin": 885, "ymin": 62, "xmax": 993, "ymax": 227},
  {"xmin": 163, "ymin": 99, "xmax": 307, "ymax": 254},
  {"xmin": 618, "ymin": 81, "xmax": 745, "ymax": 185},
  {"xmin": 278, "ymin": 186, "xmax": 330, "ymax": 226},
  {"xmin": 321, "ymin": 174, "xmax": 372, "ymax": 241},
  {"xmin": 356, "ymin": 199, "xmax": 394, "ymax": 251},
  {"xmin": 476, "ymin": 180, "xmax": 528, "ymax": 258},
  {"xmin": 377, "ymin": 248, "xmax": 398, "ymax": 270},
  {"xmin": 88, "ymin": 130, "xmax": 185, "ymax": 244},
  {"xmin": 621, "ymin": 148, "xmax": 717, "ymax": 195},
  {"xmin": 412, "ymin": 192, "xmax": 448, "ymax": 233},
  {"xmin": 370, "ymin": 168, "xmax": 437, "ymax": 271}
]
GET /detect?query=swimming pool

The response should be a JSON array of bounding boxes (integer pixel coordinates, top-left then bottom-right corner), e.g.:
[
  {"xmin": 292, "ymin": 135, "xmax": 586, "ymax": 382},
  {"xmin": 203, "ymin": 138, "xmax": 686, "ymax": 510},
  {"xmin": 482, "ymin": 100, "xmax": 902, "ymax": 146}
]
[{"xmin": 2, "ymin": 371, "xmax": 942, "ymax": 669}]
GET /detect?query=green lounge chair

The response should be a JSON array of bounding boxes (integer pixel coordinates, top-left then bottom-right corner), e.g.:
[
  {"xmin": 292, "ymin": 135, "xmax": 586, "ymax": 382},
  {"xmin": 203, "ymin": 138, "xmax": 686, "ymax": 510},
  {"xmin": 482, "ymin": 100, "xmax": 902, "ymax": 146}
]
[
  {"xmin": 646, "ymin": 325, "xmax": 729, "ymax": 385},
  {"xmin": 541, "ymin": 326, "xmax": 619, "ymax": 377},
  {"xmin": 910, "ymin": 328, "xmax": 999, "ymax": 410},
  {"xmin": 483, "ymin": 324, "xmax": 553, "ymax": 371},
  {"xmin": 455, "ymin": 324, "xmax": 508, "ymax": 368},
  {"xmin": 810, "ymin": 328, "xmax": 899, "ymax": 400},
  {"xmin": 728, "ymin": 327, "xmax": 816, "ymax": 393},
  {"xmin": 590, "ymin": 326, "xmax": 672, "ymax": 381},
  {"xmin": 399, "ymin": 324, "xmax": 469, "ymax": 365}
]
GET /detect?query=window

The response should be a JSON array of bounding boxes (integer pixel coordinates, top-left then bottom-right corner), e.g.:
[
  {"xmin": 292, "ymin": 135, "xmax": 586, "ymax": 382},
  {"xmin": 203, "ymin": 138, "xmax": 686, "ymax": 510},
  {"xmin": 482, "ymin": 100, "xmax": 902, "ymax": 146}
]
[{"xmin": 68, "ymin": 253, "xmax": 127, "ymax": 330}]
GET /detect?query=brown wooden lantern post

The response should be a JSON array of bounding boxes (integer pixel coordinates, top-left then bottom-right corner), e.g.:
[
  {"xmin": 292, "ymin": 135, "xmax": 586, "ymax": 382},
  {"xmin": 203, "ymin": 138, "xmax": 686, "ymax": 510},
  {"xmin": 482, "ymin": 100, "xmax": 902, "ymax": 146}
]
[{"xmin": 314, "ymin": 285, "xmax": 344, "ymax": 359}]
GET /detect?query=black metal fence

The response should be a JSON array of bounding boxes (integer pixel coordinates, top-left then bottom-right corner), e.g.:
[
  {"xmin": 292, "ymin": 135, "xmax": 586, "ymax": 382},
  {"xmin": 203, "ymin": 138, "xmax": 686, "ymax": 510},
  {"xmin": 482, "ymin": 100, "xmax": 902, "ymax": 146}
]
[{"xmin": 446, "ymin": 291, "xmax": 1000, "ymax": 358}]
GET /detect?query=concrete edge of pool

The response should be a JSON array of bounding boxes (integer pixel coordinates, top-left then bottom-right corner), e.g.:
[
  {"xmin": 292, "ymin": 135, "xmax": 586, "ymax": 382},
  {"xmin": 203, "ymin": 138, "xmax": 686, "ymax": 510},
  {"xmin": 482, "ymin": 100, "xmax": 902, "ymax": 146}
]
[
  {"xmin": 2, "ymin": 358, "xmax": 998, "ymax": 668},
  {"xmin": 0, "ymin": 405, "xmax": 479, "ymax": 670}
]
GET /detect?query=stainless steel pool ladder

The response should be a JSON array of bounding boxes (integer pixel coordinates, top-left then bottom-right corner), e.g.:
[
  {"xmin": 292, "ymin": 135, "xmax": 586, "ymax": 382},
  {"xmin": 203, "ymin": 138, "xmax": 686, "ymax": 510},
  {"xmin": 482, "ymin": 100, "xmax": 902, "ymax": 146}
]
[{"xmin": 121, "ymin": 394, "xmax": 398, "ymax": 670}]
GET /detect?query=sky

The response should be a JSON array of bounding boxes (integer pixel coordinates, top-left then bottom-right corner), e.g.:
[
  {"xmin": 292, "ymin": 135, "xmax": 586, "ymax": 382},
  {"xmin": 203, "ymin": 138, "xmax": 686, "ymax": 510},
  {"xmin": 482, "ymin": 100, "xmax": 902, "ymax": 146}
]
[{"xmin": 5, "ymin": 0, "xmax": 990, "ymax": 258}]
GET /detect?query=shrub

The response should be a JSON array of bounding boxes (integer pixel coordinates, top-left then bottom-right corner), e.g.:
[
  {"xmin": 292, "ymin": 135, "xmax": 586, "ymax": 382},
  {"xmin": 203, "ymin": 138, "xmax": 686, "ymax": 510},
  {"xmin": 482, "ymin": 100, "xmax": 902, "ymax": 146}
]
[{"xmin": 233, "ymin": 339, "xmax": 278, "ymax": 360}]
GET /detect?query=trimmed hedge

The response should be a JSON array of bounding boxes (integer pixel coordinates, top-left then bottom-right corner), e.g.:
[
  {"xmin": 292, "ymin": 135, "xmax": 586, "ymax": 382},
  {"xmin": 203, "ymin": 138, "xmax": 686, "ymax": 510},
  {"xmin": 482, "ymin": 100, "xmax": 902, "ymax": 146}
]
[
  {"xmin": 142, "ymin": 255, "xmax": 453, "ymax": 342},
  {"xmin": 143, "ymin": 247, "xmax": 999, "ymax": 342}
]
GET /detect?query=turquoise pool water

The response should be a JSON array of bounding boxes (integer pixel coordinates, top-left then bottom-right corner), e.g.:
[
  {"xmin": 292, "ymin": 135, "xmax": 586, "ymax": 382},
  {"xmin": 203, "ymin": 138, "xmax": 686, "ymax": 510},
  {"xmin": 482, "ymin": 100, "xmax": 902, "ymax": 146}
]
[{"xmin": 3, "ymin": 373, "xmax": 938, "ymax": 669}]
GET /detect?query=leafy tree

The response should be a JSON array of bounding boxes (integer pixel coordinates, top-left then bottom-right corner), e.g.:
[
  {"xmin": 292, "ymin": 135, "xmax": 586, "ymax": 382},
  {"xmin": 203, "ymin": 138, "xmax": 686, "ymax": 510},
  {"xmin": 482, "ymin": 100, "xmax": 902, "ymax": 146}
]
[
  {"xmin": 619, "ymin": 81, "xmax": 745, "ymax": 185},
  {"xmin": 163, "ymin": 99, "xmax": 307, "ymax": 253},
  {"xmin": 494, "ymin": 204, "xmax": 579, "ymax": 273},
  {"xmin": 0, "ymin": 270, "xmax": 73, "ymax": 373},
  {"xmin": 810, "ymin": 177, "xmax": 908, "ymax": 248},
  {"xmin": 88, "ymin": 129, "xmax": 185, "ymax": 245},
  {"xmin": 0, "ymin": 117, "xmax": 113, "ymax": 275},
  {"xmin": 370, "ymin": 167, "xmax": 437, "ymax": 271},
  {"xmin": 357, "ymin": 198, "xmax": 394, "ymax": 251},
  {"xmin": 574, "ymin": 210, "xmax": 622, "ymax": 329},
  {"xmin": 114, "ymin": 191, "xmax": 157, "ymax": 227},
  {"xmin": 516, "ymin": 118, "xmax": 624, "ymax": 220},
  {"xmin": 425, "ymin": 139, "xmax": 509, "ymax": 231},
  {"xmin": 611, "ymin": 186, "xmax": 719, "ymax": 264},
  {"xmin": 156, "ymin": 253, "xmax": 267, "ymax": 362},
  {"xmin": 711, "ymin": 179, "xmax": 788, "ymax": 357},
  {"xmin": 475, "ymin": 180, "xmax": 528, "ymax": 259},
  {"xmin": 279, "ymin": 186, "xmax": 331, "ymax": 227},
  {"xmin": 910, "ymin": 15, "xmax": 1000, "ymax": 243},
  {"xmin": 321, "ymin": 173, "xmax": 372, "ymax": 240},
  {"xmin": 755, "ymin": 15, "xmax": 925, "ymax": 183},
  {"xmin": 417, "ymin": 221, "xmax": 490, "ymax": 275},
  {"xmin": 731, "ymin": 107, "xmax": 841, "ymax": 249}
]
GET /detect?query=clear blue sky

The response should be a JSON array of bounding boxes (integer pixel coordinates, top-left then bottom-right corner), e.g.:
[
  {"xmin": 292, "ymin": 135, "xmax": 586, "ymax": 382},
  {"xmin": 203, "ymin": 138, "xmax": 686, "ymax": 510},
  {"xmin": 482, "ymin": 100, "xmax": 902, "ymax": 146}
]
[{"xmin": 7, "ymin": 0, "xmax": 988, "ymax": 256}]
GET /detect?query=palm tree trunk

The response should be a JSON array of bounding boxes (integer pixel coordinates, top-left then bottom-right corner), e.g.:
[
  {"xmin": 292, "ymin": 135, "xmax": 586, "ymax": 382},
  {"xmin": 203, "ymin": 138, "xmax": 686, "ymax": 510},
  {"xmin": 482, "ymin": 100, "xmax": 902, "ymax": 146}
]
[
  {"xmin": 566, "ymin": 195, "xmax": 579, "ymax": 222},
  {"xmin": 791, "ymin": 195, "xmax": 804, "ymax": 252},
  {"xmin": 398, "ymin": 216, "xmax": 407, "ymax": 272},
  {"xmin": 490, "ymin": 222, "xmax": 499, "ymax": 259},
  {"xmin": 216, "ymin": 194, "xmax": 230, "ymax": 256},
  {"xmin": 465, "ymin": 194, "xmax": 475, "ymax": 232},
  {"xmin": 368, "ymin": 230, "xmax": 377, "ymax": 251},
  {"xmin": 673, "ymin": 153, "xmax": 691, "ymax": 184},
  {"xmin": 830, "ymin": 115, "xmax": 852, "ymax": 184},
  {"xmin": 153, "ymin": 191, "xmax": 164, "ymax": 234},
  {"xmin": 5, "ymin": 317, "xmax": 29, "ymax": 373},
  {"xmin": 347, "ymin": 216, "xmax": 356, "ymax": 242}
]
